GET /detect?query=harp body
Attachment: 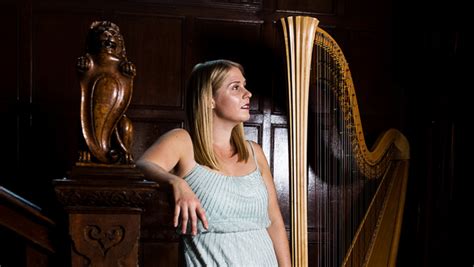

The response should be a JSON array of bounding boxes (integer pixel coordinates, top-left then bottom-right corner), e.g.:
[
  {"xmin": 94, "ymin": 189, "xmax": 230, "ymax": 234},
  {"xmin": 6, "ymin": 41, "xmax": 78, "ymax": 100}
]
[{"xmin": 281, "ymin": 16, "xmax": 409, "ymax": 267}]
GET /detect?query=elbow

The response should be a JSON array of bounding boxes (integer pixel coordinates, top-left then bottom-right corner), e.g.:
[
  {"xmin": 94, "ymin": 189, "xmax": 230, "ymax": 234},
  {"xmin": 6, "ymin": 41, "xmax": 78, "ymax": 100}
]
[
  {"xmin": 135, "ymin": 158, "xmax": 153, "ymax": 177},
  {"xmin": 269, "ymin": 214, "xmax": 286, "ymax": 229},
  {"xmin": 135, "ymin": 159, "xmax": 165, "ymax": 178},
  {"xmin": 135, "ymin": 158, "xmax": 147, "ymax": 170},
  {"xmin": 135, "ymin": 159, "xmax": 147, "ymax": 174}
]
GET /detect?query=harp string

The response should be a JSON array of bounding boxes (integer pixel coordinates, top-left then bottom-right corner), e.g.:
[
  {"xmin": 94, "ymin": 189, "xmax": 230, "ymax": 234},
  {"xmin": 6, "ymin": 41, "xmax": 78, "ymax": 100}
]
[{"xmin": 312, "ymin": 29, "xmax": 378, "ymax": 266}]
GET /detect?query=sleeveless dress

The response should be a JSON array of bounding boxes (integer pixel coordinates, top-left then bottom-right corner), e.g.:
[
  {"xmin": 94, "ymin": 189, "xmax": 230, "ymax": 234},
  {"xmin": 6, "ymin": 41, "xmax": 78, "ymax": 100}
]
[{"xmin": 180, "ymin": 142, "xmax": 278, "ymax": 267}]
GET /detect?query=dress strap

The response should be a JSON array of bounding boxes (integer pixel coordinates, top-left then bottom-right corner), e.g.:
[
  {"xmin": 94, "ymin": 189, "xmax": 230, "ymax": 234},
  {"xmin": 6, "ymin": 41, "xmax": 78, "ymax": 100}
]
[{"xmin": 247, "ymin": 140, "xmax": 259, "ymax": 172}]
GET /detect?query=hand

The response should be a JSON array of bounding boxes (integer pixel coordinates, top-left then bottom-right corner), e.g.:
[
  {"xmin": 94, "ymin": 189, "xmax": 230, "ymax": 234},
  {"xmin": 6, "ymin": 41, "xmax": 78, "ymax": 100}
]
[
  {"xmin": 171, "ymin": 179, "xmax": 208, "ymax": 235},
  {"xmin": 76, "ymin": 55, "xmax": 91, "ymax": 72},
  {"xmin": 120, "ymin": 61, "xmax": 136, "ymax": 77}
]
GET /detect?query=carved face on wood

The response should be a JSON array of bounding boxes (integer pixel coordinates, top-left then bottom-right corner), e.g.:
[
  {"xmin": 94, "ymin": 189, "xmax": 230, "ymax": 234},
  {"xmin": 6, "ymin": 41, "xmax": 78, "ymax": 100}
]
[{"xmin": 86, "ymin": 21, "xmax": 126, "ymax": 58}]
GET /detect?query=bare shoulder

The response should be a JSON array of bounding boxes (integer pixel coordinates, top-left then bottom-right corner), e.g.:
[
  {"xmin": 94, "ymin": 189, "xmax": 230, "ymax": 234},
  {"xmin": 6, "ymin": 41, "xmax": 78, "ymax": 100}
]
[
  {"xmin": 154, "ymin": 128, "xmax": 194, "ymax": 155},
  {"xmin": 138, "ymin": 128, "xmax": 195, "ymax": 173},
  {"xmin": 161, "ymin": 128, "xmax": 192, "ymax": 144},
  {"xmin": 248, "ymin": 140, "xmax": 270, "ymax": 169},
  {"xmin": 248, "ymin": 140, "xmax": 266, "ymax": 160},
  {"xmin": 248, "ymin": 141, "xmax": 275, "ymax": 186}
]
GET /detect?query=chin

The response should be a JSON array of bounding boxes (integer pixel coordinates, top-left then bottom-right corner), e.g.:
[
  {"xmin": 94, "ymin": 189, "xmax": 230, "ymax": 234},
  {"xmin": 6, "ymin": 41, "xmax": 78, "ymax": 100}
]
[{"xmin": 234, "ymin": 110, "xmax": 250, "ymax": 122}]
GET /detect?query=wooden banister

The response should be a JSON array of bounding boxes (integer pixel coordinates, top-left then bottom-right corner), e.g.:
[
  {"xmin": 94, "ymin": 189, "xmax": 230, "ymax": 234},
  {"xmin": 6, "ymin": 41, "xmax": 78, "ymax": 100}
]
[{"xmin": 0, "ymin": 186, "xmax": 56, "ymax": 266}]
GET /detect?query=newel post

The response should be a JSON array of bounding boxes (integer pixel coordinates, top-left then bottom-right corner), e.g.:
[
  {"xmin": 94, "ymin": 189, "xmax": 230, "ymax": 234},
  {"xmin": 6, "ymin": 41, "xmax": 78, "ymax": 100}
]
[
  {"xmin": 54, "ymin": 21, "xmax": 158, "ymax": 266},
  {"xmin": 54, "ymin": 167, "xmax": 157, "ymax": 266}
]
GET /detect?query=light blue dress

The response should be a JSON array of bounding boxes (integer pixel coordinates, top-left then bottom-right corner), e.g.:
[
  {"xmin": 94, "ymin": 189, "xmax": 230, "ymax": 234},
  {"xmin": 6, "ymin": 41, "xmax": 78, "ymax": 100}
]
[{"xmin": 180, "ymin": 142, "xmax": 278, "ymax": 267}]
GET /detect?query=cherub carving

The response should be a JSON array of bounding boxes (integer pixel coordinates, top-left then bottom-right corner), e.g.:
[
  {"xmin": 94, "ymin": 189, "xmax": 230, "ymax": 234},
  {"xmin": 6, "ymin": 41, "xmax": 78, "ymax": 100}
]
[{"xmin": 76, "ymin": 21, "xmax": 135, "ymax": 165}]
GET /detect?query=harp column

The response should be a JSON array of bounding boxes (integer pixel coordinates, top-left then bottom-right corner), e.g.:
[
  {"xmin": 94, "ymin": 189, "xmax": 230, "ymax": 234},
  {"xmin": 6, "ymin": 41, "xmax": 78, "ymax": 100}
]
[{"xmin": 281, "ymin": 16, "xmax": 319, "ymax": 267}]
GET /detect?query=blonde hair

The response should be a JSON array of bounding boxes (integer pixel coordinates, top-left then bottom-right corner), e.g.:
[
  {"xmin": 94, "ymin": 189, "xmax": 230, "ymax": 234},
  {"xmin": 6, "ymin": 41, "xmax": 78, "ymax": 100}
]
[{"xmin": 186, "ymin": 59, "xmax": 249, "ymax": 170}]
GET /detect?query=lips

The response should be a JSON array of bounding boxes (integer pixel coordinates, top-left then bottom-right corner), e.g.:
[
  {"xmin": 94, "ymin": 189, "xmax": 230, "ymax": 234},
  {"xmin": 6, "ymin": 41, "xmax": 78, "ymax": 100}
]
[{"xmin": 241, "ymin": 104, "xmax": 250, "ymax": 109}]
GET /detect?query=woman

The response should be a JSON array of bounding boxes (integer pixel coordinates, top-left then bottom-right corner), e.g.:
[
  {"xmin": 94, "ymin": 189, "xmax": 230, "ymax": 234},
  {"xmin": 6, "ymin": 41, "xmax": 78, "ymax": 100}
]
[{"xmin": 137, "ymin": 59, "xmax": 291, "ymax": 266}]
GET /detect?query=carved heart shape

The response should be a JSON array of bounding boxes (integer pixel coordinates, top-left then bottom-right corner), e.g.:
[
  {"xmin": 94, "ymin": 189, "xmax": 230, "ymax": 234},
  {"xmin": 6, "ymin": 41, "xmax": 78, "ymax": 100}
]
[{"xmin": 84, "ymin": 225, "xmax": 125, "ymax": 255}]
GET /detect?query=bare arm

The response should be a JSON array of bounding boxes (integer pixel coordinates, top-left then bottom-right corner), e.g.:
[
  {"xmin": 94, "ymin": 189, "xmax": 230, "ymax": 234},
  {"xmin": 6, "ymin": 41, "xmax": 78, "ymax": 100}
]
[
  {"xmin": 253, "ymin": 142, "xmax": 291, "ymax": 267},
  {"xmin": 136, "ymin": 129, "xmax": 208, "ymax": 235}
]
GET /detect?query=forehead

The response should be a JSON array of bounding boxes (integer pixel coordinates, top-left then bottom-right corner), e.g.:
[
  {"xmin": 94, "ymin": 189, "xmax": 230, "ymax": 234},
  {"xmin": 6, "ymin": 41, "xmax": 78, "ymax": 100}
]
[{"xmin": 224, "ymin": 66, "xmax": 245, "ymax": 81}]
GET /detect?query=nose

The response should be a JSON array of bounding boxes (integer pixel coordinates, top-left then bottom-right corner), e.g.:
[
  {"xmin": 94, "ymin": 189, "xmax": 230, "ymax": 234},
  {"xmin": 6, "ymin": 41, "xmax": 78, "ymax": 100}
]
[{"xmin": 243, "ymin": 87, "xmax": 252, "ymax": 99}]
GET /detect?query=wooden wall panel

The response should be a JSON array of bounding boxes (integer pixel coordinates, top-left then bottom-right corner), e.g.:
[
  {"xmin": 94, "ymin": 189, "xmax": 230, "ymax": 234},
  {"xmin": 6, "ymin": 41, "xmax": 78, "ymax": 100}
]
[
  {"xmin": 141, "ymin": 242, "xmax": 179, "ymax": 267},
  {"xmin": 32, "ymin": 11, "xmax": 99, "ymax": 108},
  {"xmin": 0, "ymin": 2, "xmax": 20, "ymax": 188},
  {"xmin": 0, "ymin": 4, "xmax": 18, "ymax": 104},
  {"xmin": 244, "ymin": 124, "xmax": 262, "ymax": 144},
  {"xmin": 115, "ymin": 14, "xmax": 185, "ymax": 109},
  {"xmin": 31, "ymin": 10, "xmax": 100, "ymax": 183},
  {"xmin": 129, "ymin": 0, "xmax": 262, "ymax": 10},
  {"xmin": 276, "ymin": 0, "xmax": 337, "ymax": 14},
  {"xmin": 271, "ymin": 126, "xmax": 290, "ymax": 225}
]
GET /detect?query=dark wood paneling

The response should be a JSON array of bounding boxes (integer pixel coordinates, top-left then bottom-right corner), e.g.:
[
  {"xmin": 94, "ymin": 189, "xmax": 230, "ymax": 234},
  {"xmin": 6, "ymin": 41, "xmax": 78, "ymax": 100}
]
[
  {"xmin": 0, "ymin": 3, "xmax": 18, "ymax": 104},
  {"xmin": 114, "ymin": 14, "xmax": 185, "ymax": 109},
  {"xmin": 271, "ymin": 125, "xmax": 290, "ymax": 225},
  {"xmin": 243, "ymin": 123, "xmax": 262, "ymax": 144},
  {"xmin": 276, "ymin": 0, "xmax": 337, "ymax": 15},
  {"xmin": 0, "ymin": 3, "xmax": 20, "ymax": 185},
  {"xmin": 130, "ymin": 0, "xmax": 262, "ymax": 11},
  {"xmin": 30, "ymin": 10, "xmax": 98, "ymax": 186},
  {"xmin": 393, "ymin": 0, "xmax": 472, "ymax": 265},
  {"xmin": 141, "ymin": 242, "xmax": 179, "ymax": 267},
  {"xmin": 32, "ymin": 11, "xmax": 99, "ymax": 108}
]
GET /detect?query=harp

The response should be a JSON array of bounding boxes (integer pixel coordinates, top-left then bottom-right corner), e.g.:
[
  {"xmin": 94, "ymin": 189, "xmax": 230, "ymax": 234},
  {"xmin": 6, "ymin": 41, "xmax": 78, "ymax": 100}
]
[{"xmin": 281, "ymin": 16, "xmax": 410, "ymax": 267}]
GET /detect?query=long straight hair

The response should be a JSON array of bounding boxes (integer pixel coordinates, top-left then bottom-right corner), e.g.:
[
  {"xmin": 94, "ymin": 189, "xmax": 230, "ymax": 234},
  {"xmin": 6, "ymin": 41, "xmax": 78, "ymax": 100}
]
[{"xmin": 186, "ymin": 59, "xmax": 249, "ymax": 170}]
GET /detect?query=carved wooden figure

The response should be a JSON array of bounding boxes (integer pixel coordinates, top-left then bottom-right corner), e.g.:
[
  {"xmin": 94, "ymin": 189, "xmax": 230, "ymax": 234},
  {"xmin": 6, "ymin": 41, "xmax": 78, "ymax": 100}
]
[{"xmin": 77, "ymin": 21, "xmax": 136, "ymax": 165}]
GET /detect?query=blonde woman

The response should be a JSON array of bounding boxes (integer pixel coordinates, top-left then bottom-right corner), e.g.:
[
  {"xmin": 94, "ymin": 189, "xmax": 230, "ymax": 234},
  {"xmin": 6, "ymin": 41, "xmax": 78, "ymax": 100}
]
[{"xmin": 137, "ymin": 59, "xmax": 291, "ymax": 266}]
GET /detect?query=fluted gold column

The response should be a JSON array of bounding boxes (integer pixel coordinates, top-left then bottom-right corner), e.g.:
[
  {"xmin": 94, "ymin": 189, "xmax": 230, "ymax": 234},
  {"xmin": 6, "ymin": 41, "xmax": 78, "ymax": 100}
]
[{"xmin": 280, "ymin": 16, "xmax": 319, "ymax": 267}]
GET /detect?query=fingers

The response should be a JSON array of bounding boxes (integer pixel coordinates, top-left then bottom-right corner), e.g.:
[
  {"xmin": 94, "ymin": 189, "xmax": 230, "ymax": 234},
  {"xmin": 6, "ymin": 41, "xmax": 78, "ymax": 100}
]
[
  {"xmin": 172, "ymin": 181, "xmax": 207, "ymax": 235},
  {"xmin": 190, "ymin": 208, "xmax": 198, "ymax": 235},
  {"xmin": 173, "ymin": 205, "xmax": 180, "ymax": 228},
  {"xmin": 174, "ymin": 202, "xmax": 207, "ymax": 235},
  {"xmin": 197, "ymin": 207, "xmax": 209, "ymax": 230},
  {"xmin": 180, "ymin": 205, "xmax": 189, "ymax": 234}
]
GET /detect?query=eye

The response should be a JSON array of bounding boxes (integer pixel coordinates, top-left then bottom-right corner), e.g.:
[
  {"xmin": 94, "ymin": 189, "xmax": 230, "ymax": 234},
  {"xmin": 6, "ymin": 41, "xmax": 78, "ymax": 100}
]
[{"xmin": 232, "ymin": 85, "xmax": 240, "ymax": 90}]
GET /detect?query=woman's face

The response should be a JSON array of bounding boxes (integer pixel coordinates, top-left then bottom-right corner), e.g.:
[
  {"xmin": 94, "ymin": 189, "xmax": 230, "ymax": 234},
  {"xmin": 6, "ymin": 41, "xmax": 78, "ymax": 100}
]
[{"xmin": 212, "ymin": 66, "xmax": 252, "ymax": 124}]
